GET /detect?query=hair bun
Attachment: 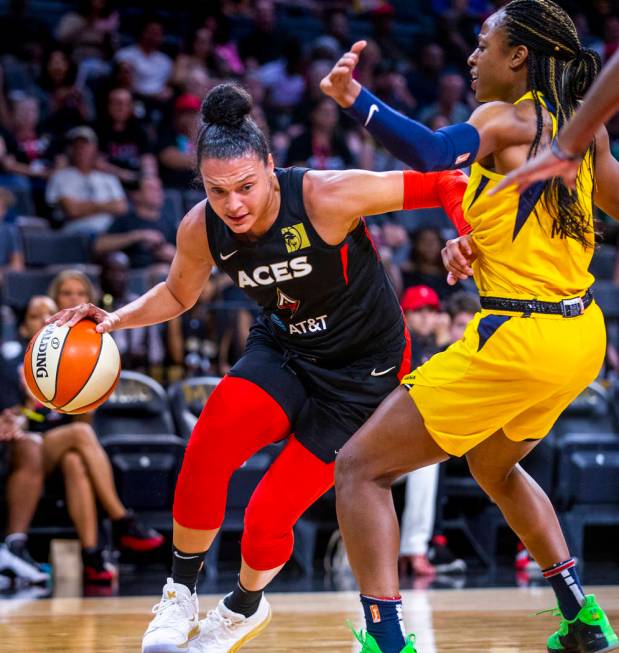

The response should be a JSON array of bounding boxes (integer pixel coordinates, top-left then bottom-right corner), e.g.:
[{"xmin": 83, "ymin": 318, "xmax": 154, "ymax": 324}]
[{"xmin": 201, "ymin": 83, "xmax": 252, "ymax": 129}]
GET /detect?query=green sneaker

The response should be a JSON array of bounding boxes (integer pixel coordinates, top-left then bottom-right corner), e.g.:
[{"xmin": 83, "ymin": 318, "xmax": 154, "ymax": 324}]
[
  {"xmin": 348, "ymin": 622, "xmax": 417, "ymax": 653},
  {"xmin": 546, "ymin": 595, "xmax": 619, "ymax": 653}
]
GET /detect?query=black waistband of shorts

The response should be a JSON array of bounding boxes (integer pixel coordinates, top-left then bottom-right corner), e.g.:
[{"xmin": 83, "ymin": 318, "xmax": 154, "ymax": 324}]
[{"xmin": 479, "ymin": 289, "xmax": 593, "ymax": 318}]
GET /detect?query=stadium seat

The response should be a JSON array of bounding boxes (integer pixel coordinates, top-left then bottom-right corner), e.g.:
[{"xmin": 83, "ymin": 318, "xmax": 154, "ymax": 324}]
[
  {"xmin": 167, "ymin": 376, "xmax": 222, "ymax": 439},
  {"xmin": 23, "ymin": 231, "xmax": 92, "ymax": 267},
  {"xmin": 15, "ymin": 215, "xmax": 50, "ymax": 234},
  {"xmin": 93, "ymin": 370, "xmax": 176, "ymax": 437},
  {"xmin": 554, "ymin": 433, "xmax": 619, "ymax": 561},
  {"xmin": 2, "ymin": 269, "xmax": 57, "ymax": 310}
]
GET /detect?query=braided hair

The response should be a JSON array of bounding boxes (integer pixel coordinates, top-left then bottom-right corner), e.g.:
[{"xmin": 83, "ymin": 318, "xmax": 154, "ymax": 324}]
[{"xmin": 500, "ymin": 0, "xmax": 601, "ymax": 247}]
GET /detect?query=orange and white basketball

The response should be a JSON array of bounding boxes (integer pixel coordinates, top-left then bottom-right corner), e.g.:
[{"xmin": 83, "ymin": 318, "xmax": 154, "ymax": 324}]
[{"xmin": 23, "ymin": 319, "xmax": 121, "ymax": 414}]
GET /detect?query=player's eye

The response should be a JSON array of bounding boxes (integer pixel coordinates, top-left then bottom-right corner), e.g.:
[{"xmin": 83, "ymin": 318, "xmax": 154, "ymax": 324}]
[{"xmin": 242, "ymin": 184, "xmax": 254, "ymax": 192}]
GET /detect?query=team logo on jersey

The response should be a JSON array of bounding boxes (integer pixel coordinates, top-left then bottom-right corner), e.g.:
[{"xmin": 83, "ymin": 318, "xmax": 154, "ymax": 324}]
[
  {"xmin": 238, "ymin": 256, "xmax": 312, "ymax": 288},
  {"xmin": 281, "ymin": 223, "xmax": 310, "ymax": 253},
  {"xmin": 276, "ymin": 288, "xmax": 300, "ymax": 316}
]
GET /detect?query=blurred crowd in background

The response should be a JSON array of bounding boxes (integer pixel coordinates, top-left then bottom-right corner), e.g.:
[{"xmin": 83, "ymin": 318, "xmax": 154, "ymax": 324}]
[{"xmin": 1, "ymin": 0, "xmax": 617, "ymax": 382}]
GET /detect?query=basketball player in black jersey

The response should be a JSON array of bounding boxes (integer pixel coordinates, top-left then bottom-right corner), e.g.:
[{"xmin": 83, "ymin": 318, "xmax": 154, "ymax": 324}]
[{"xmin": 49, "ymin": 83, "xmax": 469, "ymax": 653}]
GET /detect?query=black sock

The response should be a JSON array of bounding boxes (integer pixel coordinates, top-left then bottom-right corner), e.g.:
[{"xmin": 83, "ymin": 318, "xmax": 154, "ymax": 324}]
[
  {"xmin": 82, "ymin": 547, "xmax": 105, "ymax": 569},
  {"xmin": 171, "ymin": 546, "xmax": 205, "ymax": 593},
  {"xmin": 223, "ymin": 578, "xmax": 263, "ymax": 618}
]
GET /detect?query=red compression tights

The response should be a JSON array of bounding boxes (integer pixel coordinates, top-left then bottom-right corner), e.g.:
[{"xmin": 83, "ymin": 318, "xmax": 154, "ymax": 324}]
[{"xmin": 173, "ymin": 376, "xmax": 335, "ymax": 570}]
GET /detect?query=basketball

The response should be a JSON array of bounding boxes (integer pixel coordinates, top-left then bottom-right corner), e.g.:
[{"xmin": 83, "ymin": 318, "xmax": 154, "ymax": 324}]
[{"xmin": 23, "ymin": 319, "xmax": 121, "ymax": 414}]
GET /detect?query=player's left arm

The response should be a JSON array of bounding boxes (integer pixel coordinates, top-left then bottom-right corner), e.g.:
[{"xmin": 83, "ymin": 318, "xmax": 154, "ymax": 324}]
[
  {"xmin": 305, "ymin": 169, "xmax": 470, "ymax": 237},
  {"xmin": 592, "ymin": 126, "xmax": 619, "ymax": 221}
]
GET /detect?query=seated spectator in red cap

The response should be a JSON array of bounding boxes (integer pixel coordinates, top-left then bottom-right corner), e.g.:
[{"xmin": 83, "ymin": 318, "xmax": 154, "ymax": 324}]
[
  {"xmin": 157, "ymin": 94, "xmax": 200, "ymax": 189},
  {"xmin": 401, "ymin": 285, "xmax": 444, "ymax": 368},
  {"xmin": 46, "ymin": 126, "xmax": 127, "ymax": 235}
]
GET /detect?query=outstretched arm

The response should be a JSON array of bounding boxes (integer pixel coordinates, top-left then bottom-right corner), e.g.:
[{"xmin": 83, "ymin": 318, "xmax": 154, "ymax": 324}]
[
  {"xmin": 305, "ymin": 169, "xmax": 470, "ymax": 239},
  {"xmin": 322, "ymin": 41, "xmax": 536, "ymax": 172},
  {"xmin": 47, "ymin": 201, "xmax": 215, "ymax": 332}
]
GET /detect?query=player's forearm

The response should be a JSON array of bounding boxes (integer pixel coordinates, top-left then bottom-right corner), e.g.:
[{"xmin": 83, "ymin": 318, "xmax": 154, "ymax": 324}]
[
  {"xmin": 559, "ymin": 50, "xmax": 619, "ymax": 155},
  {"xmin": 344, "ymin": 87, "xmax": 479, "ymax": 171},
  {"xmin": 114, "ymin": 281, "xmax": 191, "ymax": 329}
]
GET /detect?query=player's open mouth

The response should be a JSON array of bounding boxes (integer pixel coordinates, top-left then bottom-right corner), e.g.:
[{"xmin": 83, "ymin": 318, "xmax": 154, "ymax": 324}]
[{"xmin": 228, "ymin": 213, "xmax": 249, "ymax": 222}]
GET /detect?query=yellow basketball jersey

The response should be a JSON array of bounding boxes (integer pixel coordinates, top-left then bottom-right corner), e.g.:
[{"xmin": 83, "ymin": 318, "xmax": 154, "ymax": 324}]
[{"xmin": 462, "ymin": 92, "xmax": 595, "ymax": 302}]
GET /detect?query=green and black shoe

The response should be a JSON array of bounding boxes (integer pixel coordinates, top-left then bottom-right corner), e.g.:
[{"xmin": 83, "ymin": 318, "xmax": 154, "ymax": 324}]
[
  {"xmin": 546, "ymin": 595, "xmax": 619, "ymax": 653},
  {"xmin": 348, "ymin": 623, "xmax": 417, "ymax": 653}
]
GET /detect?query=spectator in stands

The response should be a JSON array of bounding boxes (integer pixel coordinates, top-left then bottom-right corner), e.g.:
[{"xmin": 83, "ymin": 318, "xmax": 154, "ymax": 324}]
[
  {"xmin": 46, "ymin": 126, "xmax": 127, "ymax": 235},
  {"xmin": 211, "ymin": 13, "xmax": 245, "ymax": 76},
  {"xmin": 0, "ymin": 294, "xmax": 164, "ymax": 586},
  {"xmin": 323, "ymin": 8, "xmax": 351, "ymax": 51},
  {"xmin": 97, "ymin": 88, "xmax": 157, "ymax": 189},
  {"xmin": 0, "ymin": 188, "xmax": 23, "ymax": 278},
  {"xmin": 406, "ymin": 42, "xmax": 446, "ymax": 108},
  {"xmin": 445, "ymin": 290, "xmax": 480, "ymax": 344},
  {"xmin": 98, "ymin": 252, "xmax": 168, "ymax": 375},
  {"xmin": 115, "ymin": 16, "xmax": 173, "ymax": 102},
  {"xmin": 55, "ymin": 0, "xmax": 119, "ymax": 69},
  {"xmin": 94, "ymin": 176, "xmax": 176, "ymax": 269},
  {"xmin": 373, "ymin": 60, "xmax": 417, "ymax": 118},
  {"xmin": 239, "ymin": 0, "xmax": 282, "ymax": 66},
  {"xmin": 370, "ymin": 2, "xmax": 411, "ymax": 64},
  {"xmin": 171, "ymin": 27, "xmax": 216, "ymax": 93},
  {"xmin": 256, "ymin": 37, "xmax": 306, "ymax": 129},
  {"xmin": 0, "ymin": 94, "xmax": 57, "ymax": 214},
  {"xmin": 0, "ymin": 355, "xmax": 48, "ymax": 586},
  {"xmin": 418, "ymin": 72, "xmax": 471, "ymax": 126},
  {"xmin": 167, "ymin": 275, "xmax": 223, "ymax": 377},
  {"xmin": 48, "ymin": 268, "xmax": 97, "ymax": 310},
  {"xmin": 435, "ymin": 0, "xmax": 482, "ymax": 69},
  {"xmin": 157, "ymin": 94, "xmax": 200, "ymax": 189},
  {"xmin": 402, "ymin": 227, "xmax": 457, "ymax": 299},
  {"xmin": 38, "ymin": 48, "xmax": 95, "ymax": 132},
  {"xmin": 401, "ymin": 285, "xmax": 443, "ymax": 369},
  {"xmin": 286, "ymin": 97, "xmax": 354, "ymax": 169}
]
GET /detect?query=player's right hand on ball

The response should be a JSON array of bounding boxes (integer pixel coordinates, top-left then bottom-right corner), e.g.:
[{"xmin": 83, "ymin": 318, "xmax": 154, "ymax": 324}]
[
  {"xmin": 46, "ymin": 303, "xmax": 120, "ymax": 333},
  {"xmin": 320, "ymin": 40, "xmax": 366, "ymax": 108}
]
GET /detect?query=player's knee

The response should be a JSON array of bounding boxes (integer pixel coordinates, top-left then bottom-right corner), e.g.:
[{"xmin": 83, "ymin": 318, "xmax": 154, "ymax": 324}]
[
  {"xmin": 334, "ymin": 448, "xmax": 364, "ymax": 491},
  {"xmin": 468, "ymin": 458, "xmax": 514, "ymax": 495},
  {"xmin": 11, "ymin": 437, "xmax": 43, "ymax": 476}
]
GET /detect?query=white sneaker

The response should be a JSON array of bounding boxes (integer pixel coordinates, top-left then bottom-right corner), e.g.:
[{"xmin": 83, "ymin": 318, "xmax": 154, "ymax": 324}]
[
  {"xmin": 191, "ymin": 595, "xmax": 271, "ymax": 652},
  {"xmin": 142, "ymin": 578, "xmax": 201, "ymax": 653},
  {"xmin": 0, "ymin": 544, "xmax": 50, "ymax": 584}
]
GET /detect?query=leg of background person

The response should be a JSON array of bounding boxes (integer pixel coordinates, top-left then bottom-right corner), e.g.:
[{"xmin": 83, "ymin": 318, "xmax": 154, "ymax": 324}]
[
  {"xmin": 42, "ymin": 423, "xmax": 125, "ymax": 521},
  {"xmin": 399, "ymin": 464, "xmax": 439, "ymax": 577},
  {"xmin": 335, "ymin": 387, "xmax": 449, "ymax": 653},
  {"xmin": 60, "ymin": 451, "xmax": 98, "ymax": 549},
  {"xmin": 6, "ymin": 436, "xmax": 44, "ymax": 536},
  {"xmin": 171, "ymin": 376, "xmax": 292, "ymax": 590}
]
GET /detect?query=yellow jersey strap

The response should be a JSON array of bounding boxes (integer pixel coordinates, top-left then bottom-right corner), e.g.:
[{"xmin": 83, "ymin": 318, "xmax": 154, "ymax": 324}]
[{"xmin": 513, "ymin": 91, "xmax": 557, "ymax": 137}]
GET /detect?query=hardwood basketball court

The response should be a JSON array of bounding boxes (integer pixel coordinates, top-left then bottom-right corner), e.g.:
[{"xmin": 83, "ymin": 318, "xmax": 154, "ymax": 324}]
[{"xmin": 2, "ymin": 586, "xmax": 618, "ymax": 652}]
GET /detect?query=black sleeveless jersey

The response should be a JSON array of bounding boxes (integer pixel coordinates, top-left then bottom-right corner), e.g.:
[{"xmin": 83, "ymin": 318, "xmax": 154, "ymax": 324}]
[{"xmin": 204, "ymin": 167, "xmax": 404, "ymax": 363}]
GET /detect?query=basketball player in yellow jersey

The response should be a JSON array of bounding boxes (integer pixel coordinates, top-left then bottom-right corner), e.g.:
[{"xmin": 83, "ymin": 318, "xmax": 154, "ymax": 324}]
[{"xmin": 321, "ymin": 2, "xmax": 619, "ymax": 652}]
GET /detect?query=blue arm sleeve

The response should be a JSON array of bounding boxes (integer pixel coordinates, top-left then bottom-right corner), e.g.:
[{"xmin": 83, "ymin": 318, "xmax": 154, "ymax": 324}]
[{"xmin": 345, "ymin": 87, "xmax": 480, "ymax": 172}]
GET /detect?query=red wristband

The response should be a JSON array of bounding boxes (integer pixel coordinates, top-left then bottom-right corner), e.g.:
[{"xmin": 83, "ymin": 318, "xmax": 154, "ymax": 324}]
[{"xmin": 402, "ymin": 170, "xmax": 440, "ymax": 210}]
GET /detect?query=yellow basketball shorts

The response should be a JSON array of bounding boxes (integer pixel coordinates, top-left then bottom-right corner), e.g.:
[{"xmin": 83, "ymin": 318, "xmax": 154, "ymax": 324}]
[{"xmin": 402, "ymin": 302, "xmax": 606, "ymax": 457}]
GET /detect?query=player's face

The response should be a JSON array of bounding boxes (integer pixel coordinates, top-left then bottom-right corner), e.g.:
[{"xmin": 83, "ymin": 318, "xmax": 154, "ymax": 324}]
[
  {"xmin": 468, "ymin": 12, "xmax": 516, "ymax": 102},
  {"xmin": 201, "ymin": 153, "xmax": 276, "ymax": 237},
  {"xmin": 21, "ymin": 297, "xmax": 57, "ymax": 339},
  {"xmin": 56, "ymin": 278, "xmax": 92, "ymax": 309}
]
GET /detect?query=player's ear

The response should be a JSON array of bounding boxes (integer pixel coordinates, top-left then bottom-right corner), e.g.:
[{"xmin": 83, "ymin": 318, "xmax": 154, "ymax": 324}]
[{"xmin": 266, "ymin": 153, "xmax": 275, "ymax": 175}]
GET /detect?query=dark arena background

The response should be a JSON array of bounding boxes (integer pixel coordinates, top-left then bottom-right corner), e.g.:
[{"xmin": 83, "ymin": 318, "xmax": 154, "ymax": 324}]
[{"xmin": 0, "ymin": 0, "xmax": 618, "ymax": 651}]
